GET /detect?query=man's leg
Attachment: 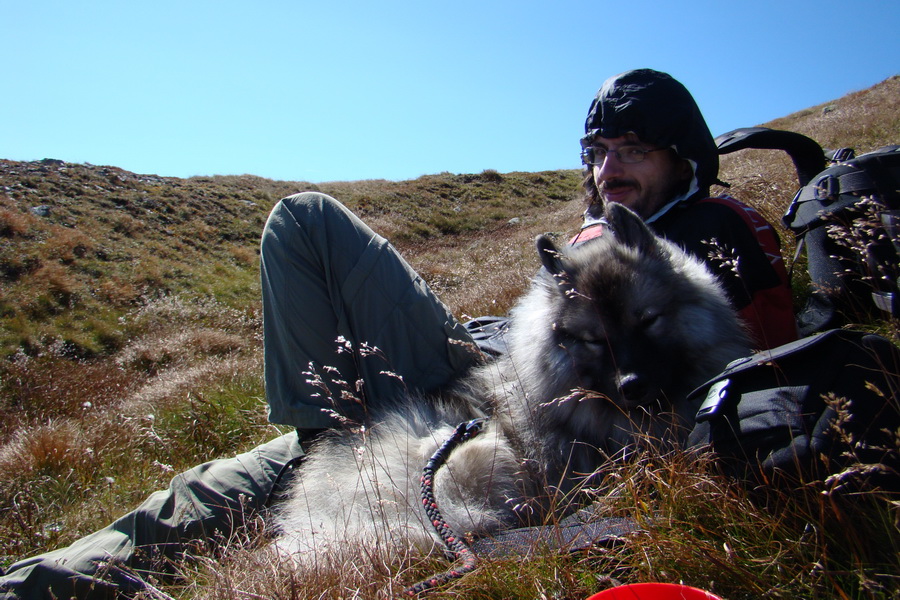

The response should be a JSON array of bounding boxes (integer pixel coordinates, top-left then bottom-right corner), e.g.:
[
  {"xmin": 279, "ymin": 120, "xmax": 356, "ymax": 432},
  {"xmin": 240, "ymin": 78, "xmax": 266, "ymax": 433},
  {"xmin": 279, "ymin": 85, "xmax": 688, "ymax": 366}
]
[
  {"xmin": 261, "ymin": 191, "xmax": 479, "ymax": 430},
  {"xmin": 0, "ymin": 433, "xmax": 302, "ymax": 599},
  {"xmin": 1, "ymin": 191, "xmax": 478, "ymax": 598}
]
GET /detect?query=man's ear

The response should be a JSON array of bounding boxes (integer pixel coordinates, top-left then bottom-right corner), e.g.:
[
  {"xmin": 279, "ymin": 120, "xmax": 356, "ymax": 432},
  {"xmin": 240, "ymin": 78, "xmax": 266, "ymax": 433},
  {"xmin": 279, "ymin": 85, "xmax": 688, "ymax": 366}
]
[{"xmin": 677, "ymin": 157, "xmax": 694, "ymax": 182}]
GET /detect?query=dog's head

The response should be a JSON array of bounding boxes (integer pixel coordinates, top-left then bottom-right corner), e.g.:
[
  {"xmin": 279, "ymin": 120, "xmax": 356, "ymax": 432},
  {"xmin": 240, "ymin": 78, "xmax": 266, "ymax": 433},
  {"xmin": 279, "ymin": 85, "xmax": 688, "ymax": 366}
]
[{"xmin": 534, "ymin": 202, "xmax": 749, "ymax": 412}]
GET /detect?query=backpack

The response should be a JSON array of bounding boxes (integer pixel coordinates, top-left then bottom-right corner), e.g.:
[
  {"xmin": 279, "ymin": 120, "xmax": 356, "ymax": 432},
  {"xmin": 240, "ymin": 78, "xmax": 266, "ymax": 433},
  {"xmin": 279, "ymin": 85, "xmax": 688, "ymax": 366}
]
[
  {"xmin": 716, "ymin": 127, "xmax": 900, "ymax": 335},
  {"xmin": 687, "ymin": 328, "xmax": 900, "ymax": 489}
]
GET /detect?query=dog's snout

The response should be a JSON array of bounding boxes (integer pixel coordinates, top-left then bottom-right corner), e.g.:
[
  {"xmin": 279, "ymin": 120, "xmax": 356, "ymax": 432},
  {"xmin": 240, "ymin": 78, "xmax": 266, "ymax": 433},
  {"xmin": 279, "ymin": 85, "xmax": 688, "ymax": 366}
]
[{"xmin": 616, "ymin": 372, "xmax": 647, "ymax": 403}]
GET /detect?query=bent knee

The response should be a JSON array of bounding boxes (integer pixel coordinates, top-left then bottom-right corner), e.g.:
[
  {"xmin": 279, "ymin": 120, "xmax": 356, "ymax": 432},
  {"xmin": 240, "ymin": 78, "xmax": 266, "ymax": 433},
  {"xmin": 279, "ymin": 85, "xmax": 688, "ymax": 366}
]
[
  {"xmin": 265, "ymin": 191, "xmax": 365, "ymax": 238},
  {"xmin": 271, "ymin": 191, "xmax": 341, "ymax": 224},
  {"xmin": 279, "ymin": 191, "xmax": 339, "ymax": 211}
]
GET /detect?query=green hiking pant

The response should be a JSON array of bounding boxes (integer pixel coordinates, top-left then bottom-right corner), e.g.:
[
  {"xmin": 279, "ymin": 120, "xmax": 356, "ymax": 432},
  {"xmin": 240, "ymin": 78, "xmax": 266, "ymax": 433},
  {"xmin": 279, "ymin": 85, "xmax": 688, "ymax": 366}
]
[
  {"xmin": 0, "ymin": 433, "xmax": 303, "ymax": 599},
  {"xmin": 1, "ymin": 192, "xmax": 477, "ymax": 598},
  {"xmin": 261, "ymin": 191, "xmax": 477, "ymax": 430}
]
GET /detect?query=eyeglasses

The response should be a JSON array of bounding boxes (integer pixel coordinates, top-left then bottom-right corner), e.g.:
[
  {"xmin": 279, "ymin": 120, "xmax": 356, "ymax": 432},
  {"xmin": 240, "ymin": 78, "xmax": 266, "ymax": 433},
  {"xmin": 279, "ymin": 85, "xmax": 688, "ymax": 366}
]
[{"xmin": 580, "ymin": 145, "xmax": 668, "ymax": 166}]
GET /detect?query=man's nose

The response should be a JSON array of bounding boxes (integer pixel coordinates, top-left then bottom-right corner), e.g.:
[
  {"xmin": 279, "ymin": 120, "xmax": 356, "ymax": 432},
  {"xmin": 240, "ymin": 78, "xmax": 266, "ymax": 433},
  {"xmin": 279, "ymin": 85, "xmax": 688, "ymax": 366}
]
[{"xmin": 592, "ymin": 152, "xmax": 624, "ymax": 180}]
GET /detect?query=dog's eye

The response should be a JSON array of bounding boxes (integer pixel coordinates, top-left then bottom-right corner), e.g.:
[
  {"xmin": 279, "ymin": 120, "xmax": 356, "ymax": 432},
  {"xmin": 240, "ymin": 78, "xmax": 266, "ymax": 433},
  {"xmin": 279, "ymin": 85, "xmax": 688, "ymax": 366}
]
[
  {"xmin": 558, "ymin": 330, "xmax": 605, "ymax": 353},
  {"xmin": 580, "ymin": 338, "xmax": 604, "ymax": 350},
  {"xmin": 574, "ymin": 335, "xmax": 606, "ymax": 354},
  {"xmin": 640, "ymin": 310, "xmax": 663, "ymax": 331}
]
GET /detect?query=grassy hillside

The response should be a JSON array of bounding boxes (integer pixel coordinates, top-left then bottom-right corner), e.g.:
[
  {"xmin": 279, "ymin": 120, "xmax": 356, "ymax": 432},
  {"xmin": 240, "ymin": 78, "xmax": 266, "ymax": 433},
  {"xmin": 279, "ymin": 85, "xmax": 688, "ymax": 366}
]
[
  {"xmin": 0, "ymin": 75, "xmax": 898, "ymax": 598},
  {"xmin": 0, "ymin": 162, "xmax": 580, "ymax": 359}
]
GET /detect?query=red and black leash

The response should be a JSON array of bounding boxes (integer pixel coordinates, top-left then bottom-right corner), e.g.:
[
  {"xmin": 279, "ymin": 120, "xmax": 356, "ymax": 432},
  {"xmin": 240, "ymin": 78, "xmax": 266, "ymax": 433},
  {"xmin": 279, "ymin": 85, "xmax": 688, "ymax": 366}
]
[{"xmin": 403, "ymin": 418, "xmax": 486, "ymax": 597}]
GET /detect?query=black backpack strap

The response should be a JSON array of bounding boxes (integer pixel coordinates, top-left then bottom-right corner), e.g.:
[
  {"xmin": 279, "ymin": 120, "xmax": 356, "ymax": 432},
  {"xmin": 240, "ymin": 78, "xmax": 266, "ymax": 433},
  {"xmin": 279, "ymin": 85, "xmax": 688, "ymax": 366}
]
[
  {"xmin": 795, "ymin": 150, "xmax": 900, "ymax": 202},
  {"xmin": 715, "ymin": 127, "xmax": 826, "ymax": 186},
  {"xmin": 787, "ymin": 145, "xmax": 900, "ymax": 231},
  {"xmin": 859, "ymin": 146, "xmax": 900, "ymax": 209}
]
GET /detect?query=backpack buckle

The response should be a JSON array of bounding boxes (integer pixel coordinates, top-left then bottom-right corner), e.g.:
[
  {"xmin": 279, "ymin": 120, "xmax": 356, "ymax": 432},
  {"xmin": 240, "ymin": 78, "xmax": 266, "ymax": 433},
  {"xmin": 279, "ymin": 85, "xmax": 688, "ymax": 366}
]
[
  {"xmin": 814, "ymin": 175, "xmax": 840, "ymax": 204},
  {"xmin": 831, "ymin": 147, "xmax": 855, "ymax": 163},
  {"xmin": 695, "ymin": 378, "xmax": 731, "ymax": 422}
]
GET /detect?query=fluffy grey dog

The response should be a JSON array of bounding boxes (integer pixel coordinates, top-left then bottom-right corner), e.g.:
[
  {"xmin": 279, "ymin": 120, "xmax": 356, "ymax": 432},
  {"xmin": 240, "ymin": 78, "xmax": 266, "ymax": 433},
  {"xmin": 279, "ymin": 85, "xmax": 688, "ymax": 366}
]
[{"xmin": 273, "ymin": 202, "xmax": 751, "ymax": 563}]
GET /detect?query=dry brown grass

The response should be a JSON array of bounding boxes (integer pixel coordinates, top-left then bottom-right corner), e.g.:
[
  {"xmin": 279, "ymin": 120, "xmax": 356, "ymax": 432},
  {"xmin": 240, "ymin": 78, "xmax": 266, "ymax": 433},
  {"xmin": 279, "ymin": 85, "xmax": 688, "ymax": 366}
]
[
  {"xmin": 0, "ymin": 295, "xmax": 274, "ymax": 561},
  {"xmin": 123, "ymin": 439, "xmax": 899, "ymax": 599},
  {"xmin": 0, "ymin": 205, "xmax": 34, "ymax": 238},
  {"xmin": 403, "ymin": 197, "xmax": 582, "ymax": 317}
]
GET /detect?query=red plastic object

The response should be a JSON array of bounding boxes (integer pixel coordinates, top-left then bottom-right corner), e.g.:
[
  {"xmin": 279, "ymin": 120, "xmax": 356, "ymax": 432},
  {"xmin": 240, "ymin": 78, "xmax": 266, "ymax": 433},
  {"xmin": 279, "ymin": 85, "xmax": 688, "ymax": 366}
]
[{"xmin": 586, "ymin": 583, "xmax": 723, "ymax": 600}]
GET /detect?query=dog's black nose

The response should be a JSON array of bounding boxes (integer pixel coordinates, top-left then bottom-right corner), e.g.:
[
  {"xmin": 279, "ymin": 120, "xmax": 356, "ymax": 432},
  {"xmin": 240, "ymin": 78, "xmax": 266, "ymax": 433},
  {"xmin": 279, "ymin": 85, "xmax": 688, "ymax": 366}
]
[{"xmin": 616, "ymin": 372, "xmax": 648, "ymax": 404}]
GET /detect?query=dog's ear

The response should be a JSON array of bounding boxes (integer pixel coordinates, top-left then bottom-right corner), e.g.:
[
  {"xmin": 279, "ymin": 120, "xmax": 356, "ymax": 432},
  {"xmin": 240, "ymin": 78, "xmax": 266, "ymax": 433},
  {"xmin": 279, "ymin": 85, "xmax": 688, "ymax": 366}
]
[
  {"xmin": 536, "ymin": 235, "xmax": 575, "ymax": 296},
  {"xmin": 536, "ymin": 235, "xmax": 563, "ymax": 275},
  {"xmin": 604, "ymin": 202, "xmax": 661, "ymax": 255}
]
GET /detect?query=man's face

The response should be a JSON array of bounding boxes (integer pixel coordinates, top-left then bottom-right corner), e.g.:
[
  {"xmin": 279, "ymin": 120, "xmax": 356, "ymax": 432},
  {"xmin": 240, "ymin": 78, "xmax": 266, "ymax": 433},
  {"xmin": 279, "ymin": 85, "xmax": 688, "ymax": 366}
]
[{"xmin": 588, "ymin": 133, "xmax": 693, "ymax": 219}]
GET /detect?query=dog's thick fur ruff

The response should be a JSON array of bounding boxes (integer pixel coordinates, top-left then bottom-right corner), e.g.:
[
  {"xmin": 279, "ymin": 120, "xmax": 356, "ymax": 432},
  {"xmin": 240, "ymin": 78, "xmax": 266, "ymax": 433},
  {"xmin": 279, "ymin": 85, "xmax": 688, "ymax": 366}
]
[{"xmin": 273, "ymin": 203, "xmax": 751, "ymax": 562}]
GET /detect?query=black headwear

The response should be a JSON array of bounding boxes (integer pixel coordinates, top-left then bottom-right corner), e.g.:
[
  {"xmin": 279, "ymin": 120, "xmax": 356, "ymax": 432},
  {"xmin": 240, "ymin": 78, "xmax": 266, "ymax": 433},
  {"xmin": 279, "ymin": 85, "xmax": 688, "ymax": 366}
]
[{"xmin": 582, "ymin": 68, "xmax": 718, "ymax": 196}]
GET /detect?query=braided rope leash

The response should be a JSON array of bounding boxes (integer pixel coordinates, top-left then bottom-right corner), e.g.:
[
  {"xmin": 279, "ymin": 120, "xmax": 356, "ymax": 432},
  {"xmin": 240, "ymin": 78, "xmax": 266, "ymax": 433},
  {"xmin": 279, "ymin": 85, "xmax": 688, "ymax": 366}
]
[{"xmin": 403, "ymin": 418, "xmax": 486, "ymax": 597}]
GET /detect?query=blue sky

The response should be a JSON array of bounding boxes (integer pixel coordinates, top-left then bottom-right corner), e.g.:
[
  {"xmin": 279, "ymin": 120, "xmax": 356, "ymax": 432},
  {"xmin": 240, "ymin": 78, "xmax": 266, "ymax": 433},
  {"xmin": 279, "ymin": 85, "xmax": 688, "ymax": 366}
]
[{"xmin": 2, "ymin": 1, "xmax": 898, "ymax": 183}]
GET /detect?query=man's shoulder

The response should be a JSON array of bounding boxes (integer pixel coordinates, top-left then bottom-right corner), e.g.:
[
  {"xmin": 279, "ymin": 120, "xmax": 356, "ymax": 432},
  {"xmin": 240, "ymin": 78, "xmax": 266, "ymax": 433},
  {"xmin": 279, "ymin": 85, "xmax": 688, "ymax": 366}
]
[
  {"xmin": 693, "ymin": 195, "xmax": 771, "ymax": 221},
  {"xmin": 684, "ymin": 195, "xmax": 761, "ymax": 217},
  {"xmin": 655, "ymin": 195, "xmax": 751, "ymax": 234},
  {"xmin": 665, "ymin": 195, "xmax": 776, "ymax": 235}
]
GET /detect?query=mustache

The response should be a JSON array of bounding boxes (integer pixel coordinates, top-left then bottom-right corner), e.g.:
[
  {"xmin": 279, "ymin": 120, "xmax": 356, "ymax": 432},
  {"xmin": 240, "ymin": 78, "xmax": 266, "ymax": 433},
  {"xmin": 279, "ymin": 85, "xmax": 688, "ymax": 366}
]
[{"xmin": 599, "ymin": 178, "xmax": 638, "ymax": 193}]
